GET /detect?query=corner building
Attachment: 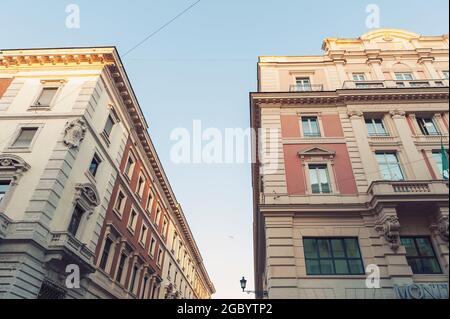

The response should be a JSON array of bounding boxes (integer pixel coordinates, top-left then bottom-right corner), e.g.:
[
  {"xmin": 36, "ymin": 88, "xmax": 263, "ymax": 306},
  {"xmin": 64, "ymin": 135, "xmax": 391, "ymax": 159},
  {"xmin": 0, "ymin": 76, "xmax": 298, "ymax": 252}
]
[
  {"xmin": 0, "ymin": 47, "xmax": 214, "ymax": 299},
  {"xmin": 250, "ymin": 29, "xmax": 449, "ymax": 299}
]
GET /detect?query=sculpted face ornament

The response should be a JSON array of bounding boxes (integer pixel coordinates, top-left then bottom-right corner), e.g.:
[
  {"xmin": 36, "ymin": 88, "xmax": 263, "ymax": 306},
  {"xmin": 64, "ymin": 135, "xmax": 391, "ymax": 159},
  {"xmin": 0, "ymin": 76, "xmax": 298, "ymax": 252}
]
[
  {"xmin": 437, "ymin": 216, "xmax": 449, "ymax": 243},
  {"xmin": 64, "ymin": 119, "xmax": 87, "ymax": 149},
  {"xmin": 377, "ymin": 215, "xmax": 401, "ymax": 251}
]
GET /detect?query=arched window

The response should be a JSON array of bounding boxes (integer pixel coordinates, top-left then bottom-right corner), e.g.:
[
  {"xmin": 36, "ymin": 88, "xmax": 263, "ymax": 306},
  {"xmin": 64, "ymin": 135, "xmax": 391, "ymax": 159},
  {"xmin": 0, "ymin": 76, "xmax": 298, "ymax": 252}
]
[{"xmin": 0, "ymin": 154, "xmax": 30, "ymax": 211}]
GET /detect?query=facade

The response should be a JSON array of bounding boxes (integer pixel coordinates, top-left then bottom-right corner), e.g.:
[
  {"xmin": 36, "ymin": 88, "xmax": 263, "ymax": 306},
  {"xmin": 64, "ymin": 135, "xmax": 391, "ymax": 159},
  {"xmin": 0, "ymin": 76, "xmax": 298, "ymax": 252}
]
[
  {"xmin": 0, "ymin": 47, "xmax": 214, "ymax": 299},
  {"xmin": 250, "ymin": 29, "xmax": 449, "ymax": 299}
]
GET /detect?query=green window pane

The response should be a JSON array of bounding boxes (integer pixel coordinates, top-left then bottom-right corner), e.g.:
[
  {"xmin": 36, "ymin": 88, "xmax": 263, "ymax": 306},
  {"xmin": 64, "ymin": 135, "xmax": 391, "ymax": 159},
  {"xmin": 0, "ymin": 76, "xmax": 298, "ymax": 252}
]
[
  {"xmin": 318, "ymin": 240, "xmax": 332, "ymax": 258},
  {"xmin": 401, "ymin": 238, "xmax": 418, "ymax": 257},
  {"xmin": 331, "ymin": 239, "xmax": 345, "ymax": 258},
  {"xmin": 415, "ymin": 238, "xmax": 434, "ymax": 257},
  {"xmin": 421, "ymin": 258, "xmax": 441, "ymax": 274},
  {"xmin": 320, "ymin": 260, "xmax": 334, "ymax": 274},
  {"xmin": 407, "ymin": 258, "xmax": 421, "ymax": 274},
  {"xmin": 348, "ymin": 260, "xmax": 364, "ymax": 275},
  {"xmin": 304, "ymin": 239, "xmax": 318, "ymax": 258},
  {"xmin": 306, "ymin": 259, "xmax": 320, "ymax": 275},
  {"xmin": 334, "ymin": 260, "xmax": 349, "ymax": 275},
  {"xmin": 344, "ymin": 239, "xmax": 361, "ymax": 258}
]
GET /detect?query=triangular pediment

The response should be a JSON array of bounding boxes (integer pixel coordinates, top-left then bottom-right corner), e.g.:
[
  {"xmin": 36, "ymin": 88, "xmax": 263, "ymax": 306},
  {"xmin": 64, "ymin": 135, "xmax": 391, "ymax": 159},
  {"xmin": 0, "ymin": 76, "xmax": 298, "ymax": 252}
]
[{"xmin": 298, "ymin": 146, "xmax": 336, "ymax": 157}]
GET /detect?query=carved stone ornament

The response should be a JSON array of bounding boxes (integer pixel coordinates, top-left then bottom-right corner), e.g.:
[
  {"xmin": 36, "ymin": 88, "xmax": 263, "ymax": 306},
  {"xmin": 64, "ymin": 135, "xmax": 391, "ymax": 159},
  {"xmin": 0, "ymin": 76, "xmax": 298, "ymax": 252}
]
[
  {"xmin": 73, "ymin": 183, "xmax": 100, "ymax": 218},
  {"xmin": 377, "ymin": 216, "xmax": 401, "ymax": 251},
  {"xmin": 437, "ymin": 216, "xmax": 449, "ymax": 243},
  {"xmin": 348, "ymin": 110, "xmax": 364, "ymax": 119},
  {"xmin": 389, "ymin": 109, "xmax": 406, "ymax": 119},
  {"xmin": 64, "ymin": 119, "xmax": 87, "ymax": 149}
]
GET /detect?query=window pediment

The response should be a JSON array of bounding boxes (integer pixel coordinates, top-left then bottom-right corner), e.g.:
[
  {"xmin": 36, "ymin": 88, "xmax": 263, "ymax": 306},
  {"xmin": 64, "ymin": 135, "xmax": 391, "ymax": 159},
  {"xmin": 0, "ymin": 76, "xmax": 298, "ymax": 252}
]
[
  {"xmin": 73, "ymin": 183, "xmax": 100, "ymax": 217},
  {"xmin": 0, "ymin": 154, "xmax": 31, "ymax": 172},
  {"xmin": 298, "ymin": 146, "xmax": 336, "ymax": 159}
]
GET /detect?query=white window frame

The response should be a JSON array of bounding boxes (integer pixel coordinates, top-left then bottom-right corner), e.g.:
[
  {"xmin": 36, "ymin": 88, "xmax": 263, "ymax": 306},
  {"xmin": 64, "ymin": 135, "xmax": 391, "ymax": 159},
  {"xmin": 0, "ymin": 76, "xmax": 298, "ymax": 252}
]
[
  {"xmin": 30, "ymin": 81, "xmax": 64, "ymax": 110},
  {"xmin": 136, "ymin": 173, "xmax": 146, "ymax": 198},
  {"xmin": 375, "ymin": 152, "xmax": 405, "ymax": 181},
  {"xmin": 300, "ymin": 116, "xmax": 322, "ymax": 138},
  {"xmin": 149, "ymin": 236, "xmax": 157, "ymax": 257},
  {"xmin": 124, "ymin": 152, "xmax": 136, "ymax": 181},
  {"xmin": 365, "ymin": 117, "xmax": 389, "ymax": 136},
  {"xmin": 139, "ymin": 223, "xmax": 148, "ymax": 247},
  {"xmin": 7, "ymin": 124, "xmax": 44, "ymax": 153},
  {"xmin": 295, "ymin": 77, "xmax": 312, "ymax": 92},
  {"xmin": 353, "ymin": 73, "xmax": 367, "ymax": 82},
  {"xmin": 113, "ymin": 188, "xmax": 127, "ymax": 218},
  {"xmin": 127, "ymin": 208, "xmax": 138, "ymax": 233}
]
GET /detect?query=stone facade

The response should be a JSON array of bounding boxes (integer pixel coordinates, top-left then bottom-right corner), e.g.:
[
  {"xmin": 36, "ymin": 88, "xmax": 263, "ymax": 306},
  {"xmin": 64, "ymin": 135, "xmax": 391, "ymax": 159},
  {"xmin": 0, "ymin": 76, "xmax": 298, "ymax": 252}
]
[{"xmin": 250, "ymin": 29, "xmax": 449, "ymax": 299}]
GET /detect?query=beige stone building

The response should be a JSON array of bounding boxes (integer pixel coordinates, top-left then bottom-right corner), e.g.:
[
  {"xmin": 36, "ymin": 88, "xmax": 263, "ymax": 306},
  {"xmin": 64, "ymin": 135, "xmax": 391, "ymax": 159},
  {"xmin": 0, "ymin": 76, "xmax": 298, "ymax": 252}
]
[
  {"xmin": 0, "ymin": 47, "xmax": 214, "ymax": 299},
  {"xmin": 250, "ymin": 29, "xmax": 449, "ymax": 299}
]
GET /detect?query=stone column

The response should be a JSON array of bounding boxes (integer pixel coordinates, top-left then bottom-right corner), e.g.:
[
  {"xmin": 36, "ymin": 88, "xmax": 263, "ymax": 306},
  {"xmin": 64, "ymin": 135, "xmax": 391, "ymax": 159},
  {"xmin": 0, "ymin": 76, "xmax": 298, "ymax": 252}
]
[
  {"xmin": 375, "ymin": 206, "xmax": 413, "ymax": 288},
  {"xmin": 390, "ymin": 110, "xmax": 429, "ymax": 179},
  {"xmin": 367, "ymin": 57, "xmax": 384, "ymax": 80},
  {"xmin": 430, "ymin": 204, "xmax": 449, "ymax": 273}
]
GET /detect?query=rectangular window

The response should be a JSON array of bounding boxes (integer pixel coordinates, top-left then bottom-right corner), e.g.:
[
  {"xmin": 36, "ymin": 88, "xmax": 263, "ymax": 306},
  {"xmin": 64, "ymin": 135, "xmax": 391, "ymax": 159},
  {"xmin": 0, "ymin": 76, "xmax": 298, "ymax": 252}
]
[
  {"xmin": 99, "ymin": 238, "xmax": 113, "ymax": 271},
  {"xmin": 295, "ymin": 77, "xmax": 312, "ymax": 92},
  {"xmin": 124, "ymin": 155, "xmax": 135, "ymax": 180},
  {"xmin": 303, "ymin": 238, "xmax": 365, "ymax": 275},
  {"xmin": 376, "ymin": 152, "xmax": 404, "ymax": 181},
  {"xmin": 365, "ymin": 118, "xmax": 388, "ymax": 136},
  {"xmin": 395, "ymin": 72, "xmax": 414, "ymax": 81},
  {"xmin": 114, "ymin": 191, "xmax": 126, "ymax": 216},
  {"xmin": 116, "ymin": 253, "xmax": 127, "ymax": 283},
  {"xmin": 128, "ymin": 209, "xmax": 138, "ymax": 232},
  {"xmin": 432, "ymin": 150, "xmax": 449, "ymax": 178},
  {"xmin": 11, "ymin": 127, "xmax": 38, "ymax": 148},
  {"xmin": 149, "ymin": 237, "xmax": 156, "ymax": 256},
  {"xmin": 0, "ymin": 181, "xmax": 11, "ymax": 203},
  {"xmin": 154, "ymin": 207, "xmax": 162, "ymax": 227},
  {"xmin": 146, "ymin": 190, "xmax": 154, "ymax": 213},
  {"xmin": 88, "ymin": 154, "xmax": 101, "ymax": 177},
  {"xmin": 417, "ymin": 117, "xmax": 439, "ymax": 136},
  {"xmin": 401, "ymin": 237, "xmax": 442, "ymax": 274},
  {"xmin": 103, "ymin": 115, "xmax": 115, "ymax": 138},
  {"xmin": 129, "ymin": 265, "xmax": 138, "ymax": 293},
  {"xmin": 157, "ymin": 249, "xmax": 163, "ymax": 266},
  {"xmin": 137, "ymin": 174, "xmax": 146, "ymax": 197},
  {"xmin": 34, "ymin": 87, "xmax": 58, "ymax": 107},
  {"xmin": 162, "ymin": 218, "xmax": 168, "ymax": 238},
  {"xmin": 68, "ymin": 205, "xmax": 84, "ymax": 236},
  {"xmin": 308, "ymin": 165, "xmax": 331, "ymax": 194},
  {"xmin": 139, "ymin": 224, "xmax": 148, "ymax": 246},
  {"xmin": 353, "ymin": 73, "xmax": 366, "ymax": 82},
  {"xmin": 301, "ymin": 117, "xmax": 321, "ymax": 137}
]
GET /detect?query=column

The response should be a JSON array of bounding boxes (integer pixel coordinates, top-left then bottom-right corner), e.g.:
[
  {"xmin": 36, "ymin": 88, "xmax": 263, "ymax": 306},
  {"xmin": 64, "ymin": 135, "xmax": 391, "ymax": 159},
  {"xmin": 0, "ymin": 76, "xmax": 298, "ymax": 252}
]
[
  {"xmin": 367, "ymin": 57, "xmax": 384, "ymax": 80},
  {"xmin": 418, "ymin": 56, "xmax": 439, "ymax": 79},
  {"xmin": 430, "ymin": 204, "xmax": 449, "ymax": 273},
  {"xmin": 390, "ymin": 110, "xmax": 429, "ymax": 179},
  {"xmin": 375, "ymin": 205, "xmax": 413, "ymax": 288}
]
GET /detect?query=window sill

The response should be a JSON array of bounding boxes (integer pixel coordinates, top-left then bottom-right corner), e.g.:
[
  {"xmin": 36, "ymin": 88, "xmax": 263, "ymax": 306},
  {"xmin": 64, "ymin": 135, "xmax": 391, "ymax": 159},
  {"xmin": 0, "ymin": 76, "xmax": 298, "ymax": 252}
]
[
  {"xmin": 3, "ymin": 148, "xmax": 32, "ymax": 154},
  {"xmin": 28, "ymin": 105, "xmax": 51, "ymax": 111},
  {"xmin": 112, "ymin": 209, "xmax": 123, "ymax": 220},
  {"xmin": 85, "ymin": 171, "xmax": 97, "ymax": 184},
  {"xmin": 139, "ymin": 241, "xmax": 146, "ymax": 249},
  {"xmin": 100, "ymin": 131, "xmax": 111, "ymax": 147},
  {"xmin": 127, "ymin": 227, "xmax": 136, "ymax": 235}
]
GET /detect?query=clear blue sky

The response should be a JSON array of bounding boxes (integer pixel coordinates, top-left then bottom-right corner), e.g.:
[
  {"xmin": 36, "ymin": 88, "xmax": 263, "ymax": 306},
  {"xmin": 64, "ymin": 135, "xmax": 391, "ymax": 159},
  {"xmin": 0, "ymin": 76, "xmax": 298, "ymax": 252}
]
[{"xmin": 1, "ymin": 0, "xmax": 448, "ymax": 299}]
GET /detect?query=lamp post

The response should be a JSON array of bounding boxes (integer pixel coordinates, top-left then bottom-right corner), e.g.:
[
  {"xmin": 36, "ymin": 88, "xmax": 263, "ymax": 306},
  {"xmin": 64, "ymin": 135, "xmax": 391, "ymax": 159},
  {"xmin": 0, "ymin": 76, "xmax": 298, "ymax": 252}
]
[{"xmin": 239, "ymin": 276, "xmax": 268, "ymax": 297}]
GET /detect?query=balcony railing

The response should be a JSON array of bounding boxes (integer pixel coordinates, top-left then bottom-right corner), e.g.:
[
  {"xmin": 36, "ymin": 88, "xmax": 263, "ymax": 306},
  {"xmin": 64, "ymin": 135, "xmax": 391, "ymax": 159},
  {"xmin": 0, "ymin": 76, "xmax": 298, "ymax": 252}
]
[
  {"xmin": 343, "ymin": 79, "xmax": 449, "ymax": 90},
  {"xmin": 48, "ymin": 232, "xmax": 95, "ymax": 263},
  {"xmin": 289, "ymin": 84, "xmax": 324, "ymax": 92},
  {"xmin": 368, "ymin": 180, "xmax": 449, "ymax": 198}
]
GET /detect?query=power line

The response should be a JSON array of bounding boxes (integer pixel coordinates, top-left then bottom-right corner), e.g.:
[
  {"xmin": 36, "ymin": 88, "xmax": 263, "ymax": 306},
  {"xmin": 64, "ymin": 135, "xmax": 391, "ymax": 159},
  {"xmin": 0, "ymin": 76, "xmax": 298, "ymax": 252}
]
[{"xmin": 122, "ymin": 0, "xmax": 203, "ymax": 58}]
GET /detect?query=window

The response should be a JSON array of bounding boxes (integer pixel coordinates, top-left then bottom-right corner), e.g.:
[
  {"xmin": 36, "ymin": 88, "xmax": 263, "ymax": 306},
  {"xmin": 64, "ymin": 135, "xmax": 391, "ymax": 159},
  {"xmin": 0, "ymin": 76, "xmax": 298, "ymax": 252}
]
[
  {"xmin": 68, "ymin": 205, "xmax": 84, "ymax": 236},
  {"xmin": 149, "ymin": 237, "xmax": 156, "ymax": 256},
  {"xmin": 114, "ymin": 191, "xmax": 126, "ymax": 216},
  {"xmin": 395, "ymin": 72, "xmax": 414, "ymax": 81},
  {"xmin": 34, "ymin": 87, "xmax": 58, "ymax": 107},
  {"xmin": 129, "ymin": 265, "xmax": 139, "ymax": 293},
  {"xmin": 365, "ymin": 118, "xmax": 388, "ymax": 136},
  {"xmin": 162, "ymin": 218, "xmax": 168, "ymax": 238},
  {"xmin": 432, "ymin": 150, "xmax": 449, "ymax": 179},
  {"xmin": 99, "ymin": 238, "xmax": 113, "ymax": 271},
  {"xmin": 11, "ymin": 127, "xmax": 38, "ymax": 148},
  {"xmin": 124, "ymin": 154, "xmax": 135, "ymax": 180},
  {"xmin": 303, "ymin": 238, "xmax": 364, "ymax": 275},
  {"xmin": 146, "ymin": 190, "xmax": 154, "ymax": 212},
  {"xmin": 137, "ymin": 174, "xmax": 146, "ymax": 197},
  {"xmin": 103, "ymin": 115, "xmax": 115, "ymax": 138},
  {"xmin": 295, "ymin": 77, "xmax": 312, "ymax": 92},
  {"xmin": 308, "ymin": 165, "xmax": 331, "ymax": 194},
  {"xmin": 353, "ymin": 73, "xmax": 366, "ymax": 81},
  {"xmin": 376, "ymin": 152, "xmax": 404, "ymax": 181},
  {"xmin": 301, "ymin": 117, "xmax": 321, "ymax": 137},
  {"xmin": 401, "ymin": 237, "xmax": 442, "ymax": 274},
  {"xmin": 443, "ymin": 71, "xmax": 449, "ymax": 80},
  {"xmin": 417, "ymin": 117, "xmax": 439, "ymax": 136},
  {"xmin": 154, "ymin": 207, "xmax": 162, "ymax": 226},
  {"xmin": 139, "ymin": 224, "xmax": 148, "ymax": 246},
  {"xmin": 157, "ymin": 249, "xmax": 163, "ymax": 266},
  {"xmin": 128, "ymin": 209, "xmax": 138, "ymax": 232},
  {"xmin": 88, "ymin": 154, "xmax": 101, "ymax": 177},
  {"xmin": 168, "ymin": 263, "xmax": 173, "ymax": 279},
  {"xmin": 0, "ymin": 181, "xmax": 11, "ymax": 203},
  {"xmin": 116, "ymin": 253, "xmax": 127, "ymax": 283}
]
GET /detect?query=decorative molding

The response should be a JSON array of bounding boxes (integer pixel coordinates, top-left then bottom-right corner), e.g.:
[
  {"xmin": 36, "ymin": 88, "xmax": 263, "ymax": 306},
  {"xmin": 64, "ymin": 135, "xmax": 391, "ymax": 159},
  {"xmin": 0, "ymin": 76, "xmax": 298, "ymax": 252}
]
[
  {"xmin": 0, "ymin": 154, "xmax": 30, "ymax": 175},
  {"xmin": 348, "ymin": 110, "xmax": 364, "ymax": 119},
  {"xmin": 389, "ymin": 109, "xmax": 406, "ymax": 119},
  {"xmin": 73, "ymin": 183, "xmax": 100, "ymax": 218},
  {"xmin": 298, "ymin": 146, "xmax": 336, "ymax": 159},
  {"xmin": 432, "ymin": 215, "xmax": 449, "ymax": 243},
  {"xmin": 63, "ymin": 119, "xmax": 87, "ymax": 149},
  {"xmin": 376, "ymin": 215, "xmax": 401, "ymax": 251}
]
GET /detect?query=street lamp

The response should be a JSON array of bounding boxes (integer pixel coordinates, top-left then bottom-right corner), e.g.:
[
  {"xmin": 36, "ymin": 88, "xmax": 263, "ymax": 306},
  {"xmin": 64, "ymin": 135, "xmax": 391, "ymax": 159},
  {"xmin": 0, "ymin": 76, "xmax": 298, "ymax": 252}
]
[{"xmin": 240, "ymin": 277, "xmax": 247, "ymax": 292}]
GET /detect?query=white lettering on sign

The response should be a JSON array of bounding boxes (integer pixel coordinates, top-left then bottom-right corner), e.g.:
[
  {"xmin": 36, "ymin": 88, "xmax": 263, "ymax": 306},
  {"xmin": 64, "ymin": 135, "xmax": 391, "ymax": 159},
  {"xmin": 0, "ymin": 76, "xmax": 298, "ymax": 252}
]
[{"xmin": 394, "ymin": 283, "xmax": 449, "ymax": 299}]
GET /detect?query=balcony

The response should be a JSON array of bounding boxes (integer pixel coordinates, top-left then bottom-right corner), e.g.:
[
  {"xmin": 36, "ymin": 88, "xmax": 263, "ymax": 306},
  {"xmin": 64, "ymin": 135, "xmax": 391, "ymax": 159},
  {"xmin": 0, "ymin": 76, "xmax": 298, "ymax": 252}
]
[
  {"xmin": 343, "ymin": 79, "xmax": 449, "ymax": 90},
  {"xmin": 289, "ymin": 84, "xmax": 324, "ymax": 92},
  {"xmin": 368, "ymin": 180, "xmax": 449, "ymax": 203}
]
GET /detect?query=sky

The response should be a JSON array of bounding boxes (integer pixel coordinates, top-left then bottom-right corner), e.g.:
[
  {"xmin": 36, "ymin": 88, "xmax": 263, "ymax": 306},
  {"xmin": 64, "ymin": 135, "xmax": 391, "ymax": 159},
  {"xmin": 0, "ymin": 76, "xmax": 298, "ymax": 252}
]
[{"xmin": 1, "ymin": 0, "xmax": 448, "ymax": 299}]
